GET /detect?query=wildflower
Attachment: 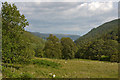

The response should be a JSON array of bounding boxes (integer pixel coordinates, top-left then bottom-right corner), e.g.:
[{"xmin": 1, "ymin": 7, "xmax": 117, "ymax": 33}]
[{"xmin": 53, "ymin": 74, "xmax": 55, "ymax": 78}]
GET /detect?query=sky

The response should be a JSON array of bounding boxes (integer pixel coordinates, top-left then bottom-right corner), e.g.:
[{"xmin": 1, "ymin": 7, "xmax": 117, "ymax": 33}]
[{"xmin": 0, "ymin": 1, "xmax": 119, "ymax": 35}]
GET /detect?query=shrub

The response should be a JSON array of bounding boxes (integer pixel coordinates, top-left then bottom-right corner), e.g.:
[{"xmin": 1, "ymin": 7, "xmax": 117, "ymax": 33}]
[
  {"xmin": 100, "ymin": 55, "xmax": 110, "ymax": 61},
  {"xmin": 31, "ymin": 59, "xmax": 61, "ymax": 68}
]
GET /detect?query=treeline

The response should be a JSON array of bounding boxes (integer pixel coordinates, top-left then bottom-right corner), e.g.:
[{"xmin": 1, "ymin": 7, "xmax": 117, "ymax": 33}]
[
  {"xmin": 76, "ymin": 39, "xmax": 118, "ymax": 62},
  {"xmin": 37, "ymin": 31, "xmax": 119, "ymax": 62},
  {"xmin": 36, "ymin": 34, "xmax": 78, "ymax": 59}
]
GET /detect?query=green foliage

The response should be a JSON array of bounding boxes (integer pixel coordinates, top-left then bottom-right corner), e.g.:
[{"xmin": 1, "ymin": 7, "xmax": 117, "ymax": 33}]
[
  {"xmin": 44, "ymin": 34, "xmax": 62, "ymax": 59},
  {"xmin": 75, "ymin": 19, "xmax": 119, "ymax": 46},
  {"xmin": 2, "ymin": 2, "xmax": 30, "ymax": 63},
  {"xmin": 75, "ymin": 19, "xmax": 119, "ymax": 62},
  {"xmin": 61, "ymin": 37, "xmax": 77, "ymax": 59},
  {"xmin": 2, "ymin": 2, "xmax": 45, "ymax": 64},
  {"xmin": 2, "ymin": 66, "xmax": 20, "ymax": 78},
  {"xmin": 20, "ymin": 72, "xmax": 34, "ymax": 78},
  {"xmin": 35, "ymin": 49, "xmax": 44, "ymax": 58},
  {"xmin": 2, "ymin": 63, "xmax": 23, "ymax": 70},
  {"xmin": 100, "ymin": 55, "xmax": 109, "ymax": 61},
  {"xmin": 44, "ymin": 34, "xmax": 77, "ymax": 59},
  {"xmin": 23, "ymin": 31, "xmax": 45, "ymax": 58},
  {"xmin": 2, "ymin": 66, "xmax": 34, "ymax": 78},
  {"xmin": 87, "ymin": 39, "xmax": 105, "ymax": 60},
  {"xmin": 31, "ymin": 59, "xmax": 61, "ymax": 68}
]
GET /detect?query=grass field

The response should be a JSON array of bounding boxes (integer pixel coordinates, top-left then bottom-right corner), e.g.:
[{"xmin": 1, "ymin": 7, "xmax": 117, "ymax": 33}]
[{"xmin": 2, "ymin": 57, "xmax": 118, "ymax": 78}]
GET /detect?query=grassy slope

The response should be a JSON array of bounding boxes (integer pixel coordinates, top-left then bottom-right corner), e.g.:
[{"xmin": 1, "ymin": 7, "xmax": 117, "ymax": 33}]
[{"xmin": 3, "ymin": 58, "xmax": 118, "ymax": 78}]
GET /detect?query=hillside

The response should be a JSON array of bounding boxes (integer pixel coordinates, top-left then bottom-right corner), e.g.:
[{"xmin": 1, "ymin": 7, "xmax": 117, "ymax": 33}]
[
  {"xmin": 75, "ymin": 19, "xmax": 119, "ymax": 62},
  {"xmin": 31, "ymin": 32, "xmax": 80, "ymax": 41},
  {"xmin": 22, "ymin": 31, "xmax": 45, "ymax": 50},
  {"xmin": 75, "ymin": 19, "xmax": 119, "ymax": 46}
]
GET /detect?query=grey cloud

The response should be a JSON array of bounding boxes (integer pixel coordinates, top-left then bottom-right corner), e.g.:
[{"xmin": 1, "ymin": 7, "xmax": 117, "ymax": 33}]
[{"xmin": 14, "ymin": 2, "xmax": 118, "ymax": 35}]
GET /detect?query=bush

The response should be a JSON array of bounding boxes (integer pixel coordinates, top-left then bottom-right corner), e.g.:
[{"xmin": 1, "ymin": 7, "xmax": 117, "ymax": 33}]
[
  {"xmin": 110, "ymin": 55, "xmax": 118, "ymax": 62},
  {"xmin": 31, "ymin": 59, "xmax": 61, "ymax": 68},
  {"xmin": 100, "ymin": 55, "xmax": 110, "ymax": 61},
  {"xmin": 35, "ymin": 49, "xmax": 44, "ymax": 58}
]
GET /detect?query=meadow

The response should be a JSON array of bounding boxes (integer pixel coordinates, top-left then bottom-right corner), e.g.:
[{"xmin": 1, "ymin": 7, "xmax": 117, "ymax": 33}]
[{"xmin": 2, "ymin": 57, "xmax": 118, "ymax": 78}]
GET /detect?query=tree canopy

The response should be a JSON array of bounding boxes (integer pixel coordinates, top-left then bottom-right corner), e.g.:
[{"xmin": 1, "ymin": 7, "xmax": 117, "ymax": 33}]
[{"xmin": 2, "ymin": 2, "xmax": 45, "ymax": 63}]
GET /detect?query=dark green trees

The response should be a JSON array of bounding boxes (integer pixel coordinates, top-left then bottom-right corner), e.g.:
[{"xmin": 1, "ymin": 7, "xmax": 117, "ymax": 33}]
[
  {"xmin": 2, "ymin": 2, "xmax": 33, "ymax": 63},
  {"xmin": 44, "ymin": 34, "xmax": 62, "ymax": 59},
  {"xmin": 75, "ymin": 19, "xmax": 119, "ymax": 62},
  {"xmin": 61, "ymin": 37, "xmax": 77, "ymax": 59},
  {"xmin": 44, "ymin": 35, "xmax": 77, "ymax": 59},
  {"xmin": 87, "ymin": 39, "xmax": 105, "ymax": 60},
  {"xmin": 103, "ymin": 40, "xmax": 118, "ymax": 62},
  {"xmin": 75, "ymin": 39, "xmax": 118, "ymax": 62}
]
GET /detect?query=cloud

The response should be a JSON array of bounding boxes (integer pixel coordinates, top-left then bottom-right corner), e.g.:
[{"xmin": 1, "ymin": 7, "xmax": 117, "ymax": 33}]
[
  {"xmin": 88, "ymin": 2, "xmax": 113, "ymax": 11},
  {"xmin": 0, "ymin": 2, "xmax": 118, "ymax": 35},
  {"xmin": 61, "ymin": 2, "xmax": 114, "ymax": 18},
  {"xmin": 0, "ymin": 0, "xmax": 119, "ymax": 2},
  {"xmin": 20, "ymin": 2, "xmax": 117, "ymax": 35}
]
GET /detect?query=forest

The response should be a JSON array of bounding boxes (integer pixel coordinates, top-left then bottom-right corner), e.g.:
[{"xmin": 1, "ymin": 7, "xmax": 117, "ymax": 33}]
[{"xmin": 1, "ymin": 2, "xmax": 119, "ymax": 78}]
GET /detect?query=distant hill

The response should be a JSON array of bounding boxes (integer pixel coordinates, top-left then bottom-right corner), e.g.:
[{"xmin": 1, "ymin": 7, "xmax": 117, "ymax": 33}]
[
  {"xmin": 30, "ymin": 32, "xmax": 80, "ymax": 41},
  {"xmin": 75, "ymin": 19, "xmax": 119, "ymax": 46}
]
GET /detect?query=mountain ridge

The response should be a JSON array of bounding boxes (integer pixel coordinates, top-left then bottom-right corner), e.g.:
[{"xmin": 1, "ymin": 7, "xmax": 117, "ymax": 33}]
[
  {"xmin": 30, "ymin": 32, "xmax": 80, "ymax": 41},
  {"xmin": 75, "ymin": 19, "xmax": 119, "ymax": 46}
]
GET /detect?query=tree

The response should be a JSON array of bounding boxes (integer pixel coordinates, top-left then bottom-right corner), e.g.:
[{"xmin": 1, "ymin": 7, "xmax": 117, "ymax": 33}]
[
  {"xmin": 2, "ymin": 2, "xmax": 33, "ymax": 63},
  {"xmin": 75, "ymin": 41, "xmax": 92, "ymax": 59},
  {"xmin": 103, "ymin": 40, "xmax": 118, "ymax": 62},
  {"xmin": 87, "ymin": 39, "xmax": 105, "ymax": 60},
  {"xmin": 61, "ymin": 37, "xmax": 77, "ymax": 59},
  {"xmin": 35, "ymin": 45, "xmax": 44, "ymax": 58},
  {"xmin": 44, "ymin": 34, "xmax": 62, "ymax": 59}
]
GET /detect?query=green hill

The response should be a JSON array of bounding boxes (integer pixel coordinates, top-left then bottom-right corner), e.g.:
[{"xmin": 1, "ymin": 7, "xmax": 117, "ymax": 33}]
[
  {"xmin": 23, "ymin": 31, "xmax": 45, "ymax": 50},
  {"xmin": 75, "ymin": 19, "xmax": 119, "ymax": 46},
  {"xmin": 75, "ymin": 19, "xmax": 119, "ymax": 62}
]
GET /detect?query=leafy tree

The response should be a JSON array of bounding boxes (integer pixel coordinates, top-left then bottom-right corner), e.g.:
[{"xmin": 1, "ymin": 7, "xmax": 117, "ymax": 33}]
[
  {"xmin": 103, "ymin": 40, "xmax": 118, "ymax": 62},
  {"xmin": 87, "ymin": 39, "xmax": 105, "ymax": 60},
  {"xmin": 61, "ymin": 37, "xmax": 77, "ymax": 59},
  {"xmin": 23, "ymin": 31, "xmax": 45, "ymax": 58},
  {"xmin": 2, "ymin": 2, "xmax": 33, "ymax": 63},
  {"xmin": 75, "ymin": 41, "xmax": 91, "ymax": 59},
  {"xmin": 35, "ymin": 47, "xmax": 44, "ymax": 58},
  {"xmin": 44, "ymin": 34, "xmax": 62, "ymax": 59}
]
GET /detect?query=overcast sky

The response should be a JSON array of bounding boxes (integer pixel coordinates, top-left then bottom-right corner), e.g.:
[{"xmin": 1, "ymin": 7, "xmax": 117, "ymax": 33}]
[{"xmin": 0, "ymin": 1, "xmax": 118, "ymax": 35}]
